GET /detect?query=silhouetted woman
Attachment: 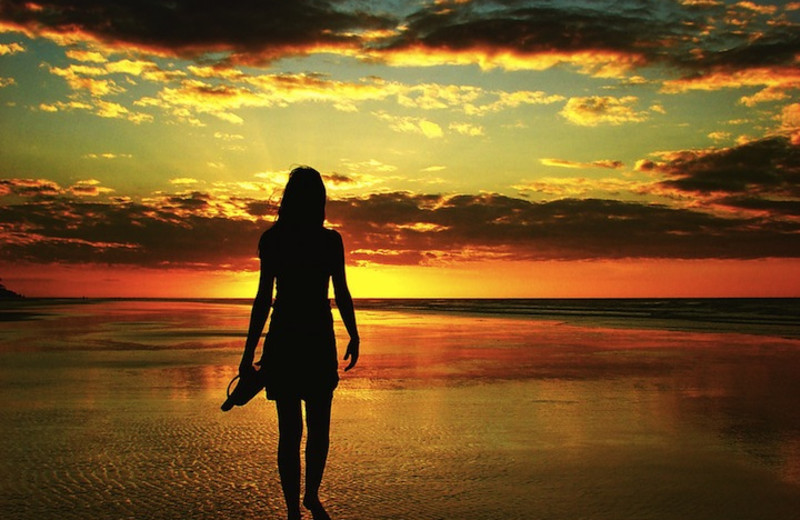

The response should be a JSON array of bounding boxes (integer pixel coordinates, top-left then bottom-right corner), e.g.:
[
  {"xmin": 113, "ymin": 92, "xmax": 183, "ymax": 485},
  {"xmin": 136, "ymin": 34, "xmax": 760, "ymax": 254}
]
[{"xmin": 240, "ymin": 166, "xmax": 360, "ymax": 520}]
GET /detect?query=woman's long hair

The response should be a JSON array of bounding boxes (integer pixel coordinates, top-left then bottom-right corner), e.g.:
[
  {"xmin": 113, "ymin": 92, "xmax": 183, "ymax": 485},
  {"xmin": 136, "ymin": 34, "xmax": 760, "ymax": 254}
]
[{"xmin": 276, "ymin": 166, "xmax": 326, "ymax": 229}]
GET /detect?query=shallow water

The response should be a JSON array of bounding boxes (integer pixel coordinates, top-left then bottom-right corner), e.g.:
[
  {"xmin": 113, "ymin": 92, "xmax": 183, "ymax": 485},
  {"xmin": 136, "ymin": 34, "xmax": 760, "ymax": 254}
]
[{"xmin": 1, "ymin": 299, "xmax": 800, "ymax": 519}]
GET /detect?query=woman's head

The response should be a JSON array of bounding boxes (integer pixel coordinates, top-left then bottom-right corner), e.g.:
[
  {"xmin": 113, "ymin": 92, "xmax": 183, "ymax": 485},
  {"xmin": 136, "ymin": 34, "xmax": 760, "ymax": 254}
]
[{"xmin": 277, "ymin": 166, "xmax": 326, "ymax": 228}]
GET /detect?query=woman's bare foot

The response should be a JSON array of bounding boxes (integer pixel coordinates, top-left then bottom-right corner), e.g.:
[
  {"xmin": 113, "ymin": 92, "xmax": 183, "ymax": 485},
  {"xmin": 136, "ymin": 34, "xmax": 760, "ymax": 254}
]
[{"xmin": 302, "ymin": 496, "xmax": 331, "ymax": 520}]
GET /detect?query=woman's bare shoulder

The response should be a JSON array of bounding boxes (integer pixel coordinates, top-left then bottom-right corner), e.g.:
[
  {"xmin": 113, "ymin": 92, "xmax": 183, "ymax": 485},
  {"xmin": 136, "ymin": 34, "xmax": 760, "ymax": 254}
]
[
  {"xmin": 323, "ymin": 227, "xmax": 342, "ymax": 239},
  {"xmin": 258, "ymin": 225, "xmax": 280, "ymax": 256},
  {"xmin": 322, "ymin": 228, "xmax": 344, "ymax": 247}
]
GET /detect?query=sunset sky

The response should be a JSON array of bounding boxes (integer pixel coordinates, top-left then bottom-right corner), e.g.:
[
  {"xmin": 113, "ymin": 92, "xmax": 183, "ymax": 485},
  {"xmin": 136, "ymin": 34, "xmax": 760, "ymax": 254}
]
[{"xmin": 1, "ymin": 0, "xmax": 798, "ymax": 298}]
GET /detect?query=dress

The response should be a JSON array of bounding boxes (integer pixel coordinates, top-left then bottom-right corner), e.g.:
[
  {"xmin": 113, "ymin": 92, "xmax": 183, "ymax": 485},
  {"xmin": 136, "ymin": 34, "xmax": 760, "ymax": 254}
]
[{"xmin": 258, "ymin": 224, "xmax": 341, "ymax": 401}]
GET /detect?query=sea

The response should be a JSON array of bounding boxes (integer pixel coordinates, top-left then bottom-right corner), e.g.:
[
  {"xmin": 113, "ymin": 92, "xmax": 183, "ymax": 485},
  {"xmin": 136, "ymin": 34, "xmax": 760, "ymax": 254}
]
[{"xmin": 1, "ymin": 298, "xmax": 799, "ymax": 519}]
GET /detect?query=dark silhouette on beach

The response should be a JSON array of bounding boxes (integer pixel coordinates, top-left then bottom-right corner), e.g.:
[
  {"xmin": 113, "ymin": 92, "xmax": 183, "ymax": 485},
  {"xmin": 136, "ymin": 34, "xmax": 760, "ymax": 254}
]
[
  {"xmin": 239, "ymin": 166, "xmax": 360, "ymax": 520},
  {"xmin": 0, "ymin": 279, "xmax": 24, "ymax": 299}
]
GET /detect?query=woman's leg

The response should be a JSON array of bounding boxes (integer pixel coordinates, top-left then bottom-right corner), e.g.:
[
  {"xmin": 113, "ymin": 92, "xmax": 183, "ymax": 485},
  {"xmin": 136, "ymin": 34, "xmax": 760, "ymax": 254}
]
[
  {"xmin": 276, "ymin": 398, "xmax": 303, "ymax": 520},
  {"xmin": 303, "ymin": 394, "xmax": 333, "ymax": 519}
]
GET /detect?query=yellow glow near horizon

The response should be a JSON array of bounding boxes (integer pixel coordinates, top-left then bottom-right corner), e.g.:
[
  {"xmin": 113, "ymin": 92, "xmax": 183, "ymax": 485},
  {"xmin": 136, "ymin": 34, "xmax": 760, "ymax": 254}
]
[{"xmin": 5, "ymin": 258, "xmax": 799, "ymax": 299}]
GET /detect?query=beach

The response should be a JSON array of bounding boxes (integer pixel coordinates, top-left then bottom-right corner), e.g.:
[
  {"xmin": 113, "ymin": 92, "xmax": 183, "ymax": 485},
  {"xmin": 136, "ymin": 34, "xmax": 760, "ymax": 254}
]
[{"xmin": 1, "ymin": 298, "xmax": 800, "ymax": 519}]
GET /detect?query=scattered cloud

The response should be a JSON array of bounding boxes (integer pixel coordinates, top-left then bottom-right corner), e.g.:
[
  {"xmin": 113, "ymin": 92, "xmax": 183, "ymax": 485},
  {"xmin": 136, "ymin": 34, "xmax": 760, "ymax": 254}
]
[
  {"xmin": 129, "ymin": 73, "xmax": 395, "ymax": 124},
  {"xmin": 124, "ymin": 66, "xmax": 565, "ymax": 126},
  {"xmin": 35, "ymin": 65, "xmax": 154, "ymax": 123},
  {"xmin": 83, "ymin": 153, "xmax": 133, "ymax": 160},
  {"xmin": 373, "ymin": 111, "xmax": 443, "ymax": 138},
  {"xmin": 213, "ymin": 131, "xmax": 244, "ymax": 141},
  {"xmin": 513, "ymin": 177, "xmax": 651, "ymax": 199},
  {"xmin": 449, "ymin": 122, "xmax": 484, "ymax": 136},
  {"xmin": 780, "ymin": 103, "xmax": 800, "ymax": 137},
  {"xmin": 464, "ymin": 90, "xmax": 565, "ymax": 116},
  {"xmin": 560, "ymin": 96, "xmax": 648, "ymax": 126},
  {"xmin": 169, "ymin": 178, "xmax": 199, "ymax": 186},
  {"xmin": 340, "ymin": 158, "xmax": 397, "ymax": 174},
  {"xmin": 0, "ymin": 42, "xmax": 25, "ymax": 55},
  {"xmin": 540, "ymin": 158, "xmax": 624, "ymax": 170},
  {"xmin": 69, "ymin": 179, "xmax": 114, "ymax": 197},
  {"xmin": 14, "ymin": 0, "xmax": 793, "ymax": 130},
  {"xmin": 661, "ymin": 67, "xmax": 800, "ymax": 106},
  {"xmin": 65, "ymin": 49, "xmax": 107, "ymax": 63},
  {"xmin": 397, "ymin": 83, "xmax": 482, "ymax": 110},
  {"xmin": 134, "ymin": 79, "xmax": 258, "ymax": 124},
  {"xmin": 47, "ymin": 64, "xmax": 126, "ymax": 96},
  {"xmin": 740, "ymin": 86, "xmax": 792, "ymax": 107},
  {"xmin": 321, "ymin": 172, "xmax": 384, "ymax": 192},
  {"xmin": 38, "ymin": 100, "xmax": 92, "ymax": 113},
  {"xmin": 707, "ymin": 131, "xmax": 732, "ymax": 142},
  {"xmin": 0, "ymin": 178, "xmax": 61, "ymax": 197},
  {"xmin": 734, "ymin": 1, "xmax": 777, "ymax": 15}
]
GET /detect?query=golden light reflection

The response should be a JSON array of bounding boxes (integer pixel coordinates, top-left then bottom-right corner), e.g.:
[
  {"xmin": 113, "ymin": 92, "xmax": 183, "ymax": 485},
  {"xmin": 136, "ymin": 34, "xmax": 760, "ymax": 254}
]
[{"xmin": 4, "ymin": 257, "xmax": 800, "ymax": 298}]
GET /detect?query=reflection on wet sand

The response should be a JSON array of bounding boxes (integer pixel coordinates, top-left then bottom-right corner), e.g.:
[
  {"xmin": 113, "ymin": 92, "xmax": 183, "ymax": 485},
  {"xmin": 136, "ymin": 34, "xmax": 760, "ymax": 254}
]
[{"xmin": 1, "ymin": 299, "xmax": 799, "ymax": 519}]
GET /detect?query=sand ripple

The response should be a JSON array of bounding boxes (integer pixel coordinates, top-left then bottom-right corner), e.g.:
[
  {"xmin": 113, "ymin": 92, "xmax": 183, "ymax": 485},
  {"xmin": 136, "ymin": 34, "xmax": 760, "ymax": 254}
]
[
  {"xmin": 1, "ymin": 405, "xmax": 287, "ymax": 519},
  {"xmin": 3, "ymin": 299, "xmax": 800, "ymax": 519}
]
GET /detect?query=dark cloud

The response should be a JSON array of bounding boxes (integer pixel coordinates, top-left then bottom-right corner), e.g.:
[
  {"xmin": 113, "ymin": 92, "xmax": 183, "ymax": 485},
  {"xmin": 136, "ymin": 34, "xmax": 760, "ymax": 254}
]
[
  {"xmin": 4, "ymin": 137, "xmax": 800, "ymax": 268},
  {"xmin": 322, "ymin": 173, "xmax": 357, "ymax": 186},
  {"xmin": 655, "ymin": 0, "xmax": 800, "ymax": 71},
  {"xmin": 380, "ymin": 0, "xmax": 800, "ymax": 77},
  {"xmin": 717, "ymin": 197, "xmax": 800, "ymax": 217},
  {"xmin": 2, "ymin": 0, "xmax": 796, "ymax": 75},
  {"xmin": 387, "ymin": 2, "xmax": 661, "ymax": 55},
  {"xmin": 165, "ymin": 191, "xmax": 211, "ymax": 210},
  {"xmin": 0, "ymin": 178, "xmax": 61, "ymax": 197},
  {"xmin": 695, "ymin": 30, "xmax": 800, "ymax": 71},
  {"xmin": 245, "ymin": 200, "xmax": 274, "ymax": 217},
  {"xmin": 652, "ymin": 136, "xmax": 800, "ymax": 198},
  {"xmin": 0, "ymin": 196, "xmax": 269, "ymax": 269},
  {"xmin": 0, "ymin": 0, "xmax": 396, "ymax": 62},
  {"xmin": 329, "ymin": 192, "xmax": 800, "ymax": 262},
  {"xmin": 3, "ymin": 181, "xmax": 798, "ymax": 270}
]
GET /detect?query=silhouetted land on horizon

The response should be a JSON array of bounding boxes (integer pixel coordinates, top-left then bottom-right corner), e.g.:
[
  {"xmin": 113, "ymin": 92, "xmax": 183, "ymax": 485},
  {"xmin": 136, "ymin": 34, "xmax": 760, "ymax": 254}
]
[{"xmin": 0, "ymin": 280, "xmax": 23, "ymax": 299}]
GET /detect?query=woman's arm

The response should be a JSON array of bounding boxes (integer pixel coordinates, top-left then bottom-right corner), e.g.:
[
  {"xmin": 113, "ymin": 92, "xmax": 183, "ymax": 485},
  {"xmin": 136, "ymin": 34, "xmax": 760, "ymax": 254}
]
[
  {"xmin": 240, "ymin": 264, "xmax": 274, "ymax": 375},
  {"xmin": 331, "ymin": 233, "xmax": 359, "ymax": 371}
]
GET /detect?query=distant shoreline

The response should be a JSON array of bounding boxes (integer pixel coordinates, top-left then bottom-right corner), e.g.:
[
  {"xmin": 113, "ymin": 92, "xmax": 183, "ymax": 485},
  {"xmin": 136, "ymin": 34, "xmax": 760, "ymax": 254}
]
[
  {"xmin": 2, "ymin": 296, "xmax": 798, "ymax": 302},
  {"xmin": 0, "ymin": 284, "xmax": 24, "ymax": 300},
  {"xmin": 2, "ymin": 296, "xmax": 798, "ymax": 339}
]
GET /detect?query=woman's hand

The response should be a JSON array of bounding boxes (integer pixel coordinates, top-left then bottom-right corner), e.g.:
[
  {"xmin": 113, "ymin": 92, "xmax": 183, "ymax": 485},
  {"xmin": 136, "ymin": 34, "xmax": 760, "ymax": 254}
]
[
  {"xmin": 239, "ymin": 353, "xmax": 255, "ymax": 377},
  {"xmin": 344, "ymin": 337, "xmax": 360, "ymax": 372}
]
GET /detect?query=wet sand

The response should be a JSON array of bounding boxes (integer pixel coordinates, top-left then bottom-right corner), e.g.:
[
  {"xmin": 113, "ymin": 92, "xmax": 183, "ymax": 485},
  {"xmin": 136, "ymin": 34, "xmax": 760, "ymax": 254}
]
[{"xmin": 1, "ymin": 299, "xmax": 800, "ymax": 519}]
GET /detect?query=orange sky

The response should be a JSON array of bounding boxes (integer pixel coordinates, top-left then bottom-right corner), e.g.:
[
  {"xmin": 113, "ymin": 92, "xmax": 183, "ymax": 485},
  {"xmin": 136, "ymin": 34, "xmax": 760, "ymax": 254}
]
[{"xmin": 5, "ymin": 258, "xmax": 799, "ymax": 299}]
